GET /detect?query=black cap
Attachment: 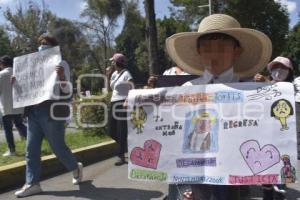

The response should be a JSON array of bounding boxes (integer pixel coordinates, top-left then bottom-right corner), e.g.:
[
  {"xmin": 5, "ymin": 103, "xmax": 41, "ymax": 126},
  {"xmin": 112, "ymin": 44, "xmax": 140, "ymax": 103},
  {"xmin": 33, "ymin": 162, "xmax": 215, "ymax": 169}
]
[{"xmin": 0, "ymin": 55, "xmax": 13, "ymax": 67}]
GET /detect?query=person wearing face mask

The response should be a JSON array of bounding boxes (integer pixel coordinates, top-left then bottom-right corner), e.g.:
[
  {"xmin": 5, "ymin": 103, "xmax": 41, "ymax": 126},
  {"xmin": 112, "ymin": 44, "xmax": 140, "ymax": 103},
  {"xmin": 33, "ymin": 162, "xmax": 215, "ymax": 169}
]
[
  {"xmin": 108, "ymin": 53, "xmax": 134, "ymax": 166},
  {"xmin": 268, "ymin": 56, "xmax": 294, "ymax": 83},
  {"xmin": 14, "ymin": 35, "xmax": 83, "ymax": 198},
  {"xmin": 254, "ymin": 56, "xmax": 293, "ymax": 200},
  {"xmin": 254, "ymin": 56, "xmax": 294, "ymax": 83}
]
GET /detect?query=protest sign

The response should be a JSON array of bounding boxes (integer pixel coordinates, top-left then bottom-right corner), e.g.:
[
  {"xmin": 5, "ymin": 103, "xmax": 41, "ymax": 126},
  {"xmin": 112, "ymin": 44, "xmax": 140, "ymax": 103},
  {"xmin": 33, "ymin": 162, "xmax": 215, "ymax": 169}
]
[
  {"xmin": 127, "ymin": 82, "xmax": 298, "ymax": 185},
  {"xmin": 12, "ymin": 46, "xmax": 61, "ymax": 108}
]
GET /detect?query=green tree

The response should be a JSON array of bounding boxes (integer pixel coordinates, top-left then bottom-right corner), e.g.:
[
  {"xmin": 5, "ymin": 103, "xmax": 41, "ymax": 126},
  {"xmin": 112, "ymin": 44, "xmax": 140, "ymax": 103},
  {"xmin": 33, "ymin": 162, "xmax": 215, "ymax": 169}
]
[
  {"xmin": 225, "ymin": 0, "xmax": 289, "ymax": 58},
  {"xmin": 156, "ymin": 17, "xmax": 190, "ymax": 73},
  {"xmin": 48, "ymin": 18, "xmax": 90, "ymax": 82},
  {"xmin": 0, "ymin": 27, "xmax": 12, "ymax": 56},
  {"xmin": 170, "ymin": 0, "xmax": 289, "ymax": 58},
  {"xmin": 81, "ymin": 0, "xmax": 124, "ymax": 69},
  {"xmin": 115, "ymin": 1, "xmax": 190, "ymax": 83},
  {"xmin": 115, "ymin": 0, "xmax": 146, "ymax": 84},
  {"xmin": 144, "ymin": 0, "xmax": 159, "ymax": 75},
  {"xmin": 170, "ymin": 0, "xmax": 224, "ymax": 29},
  {"xmin": 4, "ymin": 0, "xmax": 54, "ymax": 55},
  {"xmin": 284, "ymin": 22, "xmax": 300, "ymax": 75}
]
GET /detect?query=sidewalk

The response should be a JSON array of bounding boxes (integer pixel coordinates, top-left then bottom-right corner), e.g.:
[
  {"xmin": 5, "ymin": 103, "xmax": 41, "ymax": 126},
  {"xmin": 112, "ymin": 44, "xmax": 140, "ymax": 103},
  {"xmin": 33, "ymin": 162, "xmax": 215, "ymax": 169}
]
[
  {"xmin": 0, "ymin": 157, "xmax": 168, "ymax": 200},
  {"xmin": 0, "ymin": 158, "xmax": 299, "ymax": 200}
]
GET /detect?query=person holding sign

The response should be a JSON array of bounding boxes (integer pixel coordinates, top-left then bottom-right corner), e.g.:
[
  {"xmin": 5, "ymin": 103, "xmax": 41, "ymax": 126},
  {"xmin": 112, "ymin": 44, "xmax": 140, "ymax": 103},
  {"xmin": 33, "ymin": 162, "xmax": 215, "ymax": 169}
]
[
  {"xmin": 254, "ymin": 56, "xmax": 294, "ymax": 200},
  {"xmin": 165, "ymin": 14, "xmax": 272, "ymax": 200},
  {"xmin": 254, "ymin": 56, "xmax": 294, "ymax": 83},
  {"xmin": 14, "ymin": 35, "xmax": 83, "ymax": 197},
  {"xmin": 0, "ymin": 55, "xmax": 27, "ymax": 157}
]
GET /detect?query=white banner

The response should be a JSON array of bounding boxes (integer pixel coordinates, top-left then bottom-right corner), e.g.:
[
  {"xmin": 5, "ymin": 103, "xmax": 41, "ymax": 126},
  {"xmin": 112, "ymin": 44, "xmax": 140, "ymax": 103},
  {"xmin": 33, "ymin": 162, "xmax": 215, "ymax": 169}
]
[
  {"xmin": 12, "ymin": 47, "xmax": 61, "ymax": 108},
  {"xmin": 127, "ymin": 82, "xmax": 298, "ymax": 185}
]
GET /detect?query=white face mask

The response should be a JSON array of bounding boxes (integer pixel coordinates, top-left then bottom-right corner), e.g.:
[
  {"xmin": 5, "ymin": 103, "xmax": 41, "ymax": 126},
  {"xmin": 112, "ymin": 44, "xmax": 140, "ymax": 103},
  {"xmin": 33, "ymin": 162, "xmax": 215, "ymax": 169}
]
[
  {"xmin": 271, "ymin": 68, "xmax": 289, "ymax": 81},
  {"xmin": 38, "ymin": 45, "xmax": 51, "ymax": 52}
]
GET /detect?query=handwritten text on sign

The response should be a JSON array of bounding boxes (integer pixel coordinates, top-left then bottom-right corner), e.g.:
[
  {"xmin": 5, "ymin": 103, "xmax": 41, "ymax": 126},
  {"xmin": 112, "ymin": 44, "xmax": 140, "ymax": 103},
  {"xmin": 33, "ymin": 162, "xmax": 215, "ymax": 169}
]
[
  {"xmin": 127, "ymin": 82, "xmax": 298, "ymax": 185},
  {"xmin": 12, "ymin": 47, "xmax": 61, "ymax": 108}
]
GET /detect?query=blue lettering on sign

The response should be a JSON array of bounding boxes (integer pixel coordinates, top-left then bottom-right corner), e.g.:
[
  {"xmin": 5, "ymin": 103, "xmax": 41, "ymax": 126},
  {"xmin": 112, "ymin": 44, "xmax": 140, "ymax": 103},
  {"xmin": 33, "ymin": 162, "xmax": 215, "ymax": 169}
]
[
  {"xmin": 214, "ymin": 91, "xmax": 243, "ymax": 103},
  {"xmin": 176, "ymin": 157, "xmax": 217, "ymax": 168},
  {"xmin": 172, "ymin": 174, "xmax": 225, "ymax": 184}
]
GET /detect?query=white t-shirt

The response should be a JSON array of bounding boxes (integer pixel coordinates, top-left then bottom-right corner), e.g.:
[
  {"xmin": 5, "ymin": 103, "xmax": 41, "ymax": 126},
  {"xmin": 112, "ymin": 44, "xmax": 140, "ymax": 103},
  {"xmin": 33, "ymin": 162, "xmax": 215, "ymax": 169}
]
[
  {"xmin": 163, "ymin": 67, "xmax": 190, "ymax": 75},
  {"xmin": 293, "ymin": 77, "xmax": 300, "ymax": 103},
  {"xmin": 110, "ymin": 69, "xmax": 133, "ymax": 102},
  {"xmin": 183, "ymin": 68, "xmax": 239, "ymax": 86},
  {"xmin": 0, "ymin": 67, "xmax": 24, "ymax": 116}
]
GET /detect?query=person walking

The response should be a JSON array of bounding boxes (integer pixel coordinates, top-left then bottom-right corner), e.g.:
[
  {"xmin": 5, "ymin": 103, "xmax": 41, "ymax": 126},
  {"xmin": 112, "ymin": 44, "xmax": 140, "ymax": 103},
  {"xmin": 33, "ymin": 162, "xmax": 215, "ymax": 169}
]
[
  {"xmin": 14, "ymin": 35, "xmax": 83, "ymax": 197},
  {"xmin": 0, "ymin": 55, "xmax": 27, "ymax": 157}
]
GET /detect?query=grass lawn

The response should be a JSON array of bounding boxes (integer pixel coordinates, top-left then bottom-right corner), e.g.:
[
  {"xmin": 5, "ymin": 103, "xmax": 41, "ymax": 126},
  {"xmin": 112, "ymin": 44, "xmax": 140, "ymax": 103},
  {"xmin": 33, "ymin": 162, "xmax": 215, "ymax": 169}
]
[{"xmin": 0, "ymin": 131, "xmax": 111, "ymax": 167}]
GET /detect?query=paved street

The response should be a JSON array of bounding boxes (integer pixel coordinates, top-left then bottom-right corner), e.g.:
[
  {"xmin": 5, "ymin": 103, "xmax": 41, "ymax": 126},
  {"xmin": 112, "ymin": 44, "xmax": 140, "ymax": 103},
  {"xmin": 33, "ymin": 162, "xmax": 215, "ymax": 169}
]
[
  {"xmin": 0, "ymin": 157, "xmax": 167, "ymax": 200},
  {"xmin": 0, "ymin": 158, "xmax": 299, "ymax": 200}
]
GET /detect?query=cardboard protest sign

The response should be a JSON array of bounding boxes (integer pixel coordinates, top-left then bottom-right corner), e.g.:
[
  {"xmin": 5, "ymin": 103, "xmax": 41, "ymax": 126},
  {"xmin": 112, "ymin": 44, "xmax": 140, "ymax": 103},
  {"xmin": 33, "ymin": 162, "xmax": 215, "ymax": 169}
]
[
  {"xmin": 12, "ymin": 47, "xmax": 61, "ymax": 108},
  {"xmin": 127, "ymin": 82, "xmax": 298, "ymax": 185}
]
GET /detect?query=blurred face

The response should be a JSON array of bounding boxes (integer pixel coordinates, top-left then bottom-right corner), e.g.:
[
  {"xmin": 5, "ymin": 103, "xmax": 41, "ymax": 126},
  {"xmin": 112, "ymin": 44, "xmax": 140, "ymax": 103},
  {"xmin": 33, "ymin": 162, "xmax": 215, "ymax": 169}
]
[
  {"xmin": 111, "ymin": 60, "xmax": 123, "ymax": 71},
  {"xmin": 38, "ymin": 39, "xmax": 52, "ymax": 51},
  {"xmin": 111, "ymin": 60, "xmax": 116, "ymax": 67},
  {"xmin": 0, "ymin": 63, "xmax": 4, "ymax": 70},
  {"xmin": 270, "ymin": 63, "xmax": 290, "ymax": 82},
  {"xmin": 195, "ymin": 119, "xmax": 211, "ymax": 134},
  {"xmin": 40, "ymin": 39, "xmax": 50, "ymax": 46},
  {"xmin": 197, "ymin": 35, "xmax": 242, "ymax": 75}
]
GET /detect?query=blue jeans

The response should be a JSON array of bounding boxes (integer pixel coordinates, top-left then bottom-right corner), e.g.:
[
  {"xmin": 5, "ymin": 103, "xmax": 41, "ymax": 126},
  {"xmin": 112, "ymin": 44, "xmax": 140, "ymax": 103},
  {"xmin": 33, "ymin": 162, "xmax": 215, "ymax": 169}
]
[
  {"xmin": 26, "ymin": 105, "xmax": 78, "ymax": 184},
  {"xmin": 2, "ymin": 114, "xmax": 27, "ymax": 151}
]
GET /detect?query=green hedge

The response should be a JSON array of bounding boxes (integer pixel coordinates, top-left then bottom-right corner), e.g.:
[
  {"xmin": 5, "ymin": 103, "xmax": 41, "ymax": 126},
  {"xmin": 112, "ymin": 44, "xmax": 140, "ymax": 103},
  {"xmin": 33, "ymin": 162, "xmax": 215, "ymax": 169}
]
[{"xmin": 73, "ymin": 92, "xmax": 112, "ymax": 136}]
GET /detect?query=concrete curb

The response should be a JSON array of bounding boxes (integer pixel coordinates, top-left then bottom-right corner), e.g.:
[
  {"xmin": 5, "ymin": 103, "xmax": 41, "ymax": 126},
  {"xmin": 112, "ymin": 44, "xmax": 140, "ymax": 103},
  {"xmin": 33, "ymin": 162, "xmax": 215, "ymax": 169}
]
[{"xmin": 0, "ymin": 140, "xmax": 118, "ymax": 191}]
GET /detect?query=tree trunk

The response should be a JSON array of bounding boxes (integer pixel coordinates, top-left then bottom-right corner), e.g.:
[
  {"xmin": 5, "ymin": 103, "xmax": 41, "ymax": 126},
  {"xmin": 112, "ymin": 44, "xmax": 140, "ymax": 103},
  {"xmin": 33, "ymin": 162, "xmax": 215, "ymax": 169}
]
[{"xmin": 144, "ymin": 0, "xmax": 159, "ymax": 75}]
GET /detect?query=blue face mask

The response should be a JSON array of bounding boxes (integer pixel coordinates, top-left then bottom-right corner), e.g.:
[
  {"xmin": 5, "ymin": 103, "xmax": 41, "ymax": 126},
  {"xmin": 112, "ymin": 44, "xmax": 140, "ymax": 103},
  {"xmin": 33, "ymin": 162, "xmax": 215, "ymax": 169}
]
[{"xmin": 38, "ymin": 45, "xmax": 51, "ymax": 52}]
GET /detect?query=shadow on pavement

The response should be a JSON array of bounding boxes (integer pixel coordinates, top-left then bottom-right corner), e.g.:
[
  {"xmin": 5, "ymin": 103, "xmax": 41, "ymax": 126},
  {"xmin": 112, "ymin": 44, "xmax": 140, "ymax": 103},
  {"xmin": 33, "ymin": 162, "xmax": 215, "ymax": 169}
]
[
  {"xmin": 40, "ymin": 180, "xmax": 164, "ymax": 200},
  {"xmin": 242, "ymin": 185, "xmax": 300, "ymax": 200},
  {"xmin": 285, "ymin": 187, "xmax": 300, "ymax": 200}
]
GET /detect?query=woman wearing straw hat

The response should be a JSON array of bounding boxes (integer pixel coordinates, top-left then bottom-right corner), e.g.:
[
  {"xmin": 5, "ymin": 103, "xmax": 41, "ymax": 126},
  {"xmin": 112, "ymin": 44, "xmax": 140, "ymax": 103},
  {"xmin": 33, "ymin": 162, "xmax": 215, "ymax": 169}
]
[{"xmin": 165, "ymin": 14, "xmax": 272, "ymax": 200}]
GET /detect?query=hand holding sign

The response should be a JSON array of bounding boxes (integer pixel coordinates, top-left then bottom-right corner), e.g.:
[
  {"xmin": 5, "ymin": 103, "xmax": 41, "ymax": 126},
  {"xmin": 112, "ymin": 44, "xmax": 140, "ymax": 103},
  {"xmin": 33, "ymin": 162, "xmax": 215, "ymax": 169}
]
[{"xmin": 56, "ymin": 65, "xmax": 65, "ymax": 81}]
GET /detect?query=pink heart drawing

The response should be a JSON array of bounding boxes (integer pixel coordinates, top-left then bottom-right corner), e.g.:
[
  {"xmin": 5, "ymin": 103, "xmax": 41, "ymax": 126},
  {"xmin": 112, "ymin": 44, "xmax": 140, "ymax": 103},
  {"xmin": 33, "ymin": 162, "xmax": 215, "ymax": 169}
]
[
  {"xmin": 240, "ymin": 140, "xmax": 280, "ymax": 175},
  {"xmin": 130, "ymin": 139, "xmax": 162, "ymax": 169}
]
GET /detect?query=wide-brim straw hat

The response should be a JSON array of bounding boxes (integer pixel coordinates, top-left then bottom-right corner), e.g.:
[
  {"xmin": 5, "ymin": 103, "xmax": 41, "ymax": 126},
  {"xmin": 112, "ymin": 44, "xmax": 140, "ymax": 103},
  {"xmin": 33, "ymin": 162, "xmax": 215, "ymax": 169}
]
[{"xmin": 166, "ymin": 14, "xmax": 272, "ymax": 78}]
